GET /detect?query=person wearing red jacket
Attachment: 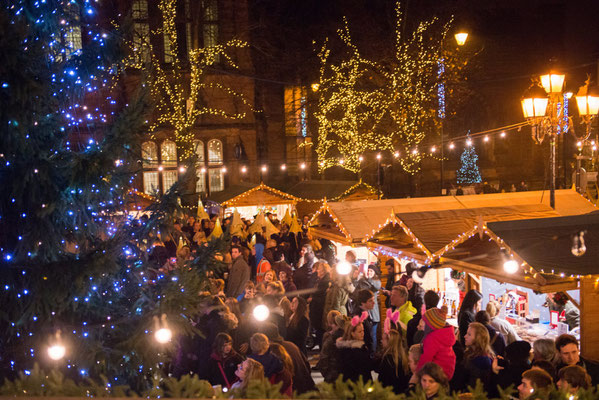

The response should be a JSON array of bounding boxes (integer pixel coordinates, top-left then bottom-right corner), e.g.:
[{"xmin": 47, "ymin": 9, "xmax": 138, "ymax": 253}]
[{"xmin": 416, "ymin": 305, "xmax": 456, "ymax": 380}]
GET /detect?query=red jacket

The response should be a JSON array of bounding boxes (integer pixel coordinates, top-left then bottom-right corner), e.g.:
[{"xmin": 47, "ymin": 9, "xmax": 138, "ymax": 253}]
[{"xmin": 416, "ymin": 325, "xmax": 456, "ymax": 379}]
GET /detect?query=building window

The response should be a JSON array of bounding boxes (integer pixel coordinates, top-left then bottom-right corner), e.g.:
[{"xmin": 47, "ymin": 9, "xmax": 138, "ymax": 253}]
[
  {"xmin": 141, "ymin": 140, "xmax": 181, "ymax": 194},
  {"xmin": 203, "ymin": 0, "xmax": 219, "ymax": 48},
  {"xmin": 207, "ymin": 139, "xmax": 224, "ymax": 192},
  {"xmin": 63, "ymin": 3, "xmax": 82, "ymax": 59},
  {"xmin": 132, "ymin": 0, "xmax": 150, "ymax": 64},
  {"xmin": 143, "ymin": 171, "xmax": 159, "ymax": 194},
  {"xmin": 161, "ymin": 140, "xmax": 177, "ymax": 166},
  {"xmin": 208, "ymin": 139, "xmax": 223, "ymax": 165},
  {"xmin": 142, "ymin": 141, "xmax": 158, "ymax": 167},
  {"xmin": 208, "ymin": 168, "xmax": 224, "ymax": 192},
  {"xmin": 194, "ymin": 140, "xmax": 206, "ymax": 193},
  {"xmin": 284, "ymin": 86, "xmax": 309, "ymax": 137}
]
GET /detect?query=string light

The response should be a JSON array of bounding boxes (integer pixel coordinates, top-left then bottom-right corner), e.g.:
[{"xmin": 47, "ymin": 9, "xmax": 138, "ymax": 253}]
[
  {"xmin": 122, "ymin": 0, "xmax": 254, "ymax": 161},
  {"xmin": 314, "ymin": 5, "xmax": 468, "ymax": 175}
]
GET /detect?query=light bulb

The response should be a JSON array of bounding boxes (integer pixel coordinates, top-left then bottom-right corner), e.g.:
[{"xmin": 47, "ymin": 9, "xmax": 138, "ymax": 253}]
[
  {"xmin": 252, "ymin": 304, "xmax": 270, "ymax": 322},
  {"xmin": 376, "ymin": 153, "xmax": 382, "ymax": 160},
  {"xmin": 178, "ymin": 166, "xmax": 186, "ymax": 173},
  {"xmin": 300, "ymin": 163, "xmax": 306, "ymax": 170},
  {"xmin": 47, "ymin": 344, "xmax": 66, "ymax": 360},
  {"xmin": 280, "ymin": 164, "xmax": 286, "ymax": 171},
  {"xmin": 336, "ymin": 261, "xmax": 352, "ymax": 275},
  {"xmin": 241, "ymin": 166, "xmax": 247, "ymax": 173},
  {"xmin": 154, "ymin": 328, "xmax": 173, "ymax": 343},
  {"xmin": 261, "ymin": 165, "xmax": 267, "ymax": 172},
  {"xmin": 503, "ymin": 259, "xmax": 518, "ymax": 274}
]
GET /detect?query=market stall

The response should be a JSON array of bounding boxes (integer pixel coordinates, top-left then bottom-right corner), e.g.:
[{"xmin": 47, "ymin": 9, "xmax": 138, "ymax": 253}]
[
  {"xmin": 286, "ymin": 179, "xmax": 379, "ymax": 218},
  {"xmin": 206, "ymin": 182, "xmax": 301, "ymax": 220},
  {"xmin": 483, "ymin": 213, "xmax": 599, "ymax": 360},
  {"xmin": 309, "ymin": 189, "xmax": 595, "ymax": 274}
]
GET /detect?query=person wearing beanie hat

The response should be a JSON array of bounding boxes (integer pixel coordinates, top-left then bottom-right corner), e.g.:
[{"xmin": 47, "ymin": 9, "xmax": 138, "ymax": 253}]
[{"xmin": 416, "ymin": 305, "xmax": 457, "ymax": 380}]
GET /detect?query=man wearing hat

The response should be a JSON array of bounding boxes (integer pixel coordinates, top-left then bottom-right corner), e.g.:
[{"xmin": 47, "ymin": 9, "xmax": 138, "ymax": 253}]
[{"xmin": 416, "ymin": 305, "xmax": 456, "ymax": 380}]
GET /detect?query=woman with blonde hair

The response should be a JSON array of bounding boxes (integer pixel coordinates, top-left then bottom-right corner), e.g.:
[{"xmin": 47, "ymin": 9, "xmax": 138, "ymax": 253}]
[
  {"xmin": 456, "ymin": 322, "xmax": 494, "ymax": 392},
  {"xmin": 230, "ymin": 358, "xmax": 265, "ymax": 394},
  {"xmin": 375, "ymin": 328, "xmax": 409, "ymax": 393}
]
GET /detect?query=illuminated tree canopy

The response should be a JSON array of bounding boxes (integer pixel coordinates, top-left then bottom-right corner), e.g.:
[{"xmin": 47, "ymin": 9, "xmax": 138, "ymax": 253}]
[
  {"xmin": 315, "ymin": 2, "xmax": 468, "ymax": 174},
  {"xmin": 124, "ymin": 0, "xmax": 254, "ymax": 160}
]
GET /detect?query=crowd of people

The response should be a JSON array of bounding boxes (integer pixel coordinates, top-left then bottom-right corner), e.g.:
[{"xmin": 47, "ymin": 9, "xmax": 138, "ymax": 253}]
[{"xmin": 152, "ymin": 212, "xmax": 598, "ymax": 399}]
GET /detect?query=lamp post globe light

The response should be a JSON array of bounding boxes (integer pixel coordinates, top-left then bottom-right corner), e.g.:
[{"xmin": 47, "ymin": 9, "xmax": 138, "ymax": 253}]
[{"xmin": 521, "ymin": 71, "xmax": 599, "ymax": 208}]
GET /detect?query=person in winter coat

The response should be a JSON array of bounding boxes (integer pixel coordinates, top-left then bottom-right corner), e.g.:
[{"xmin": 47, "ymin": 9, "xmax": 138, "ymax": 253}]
[
  {"xmin": 457, "ymin": 289, "xmax": 482, "ymax": 344},
  {"xmin": 352, "ymin": 289, "xmax": 376, "ymax": 354},
  {"xmin": 389, "ymin": 285, "xmax": 417, "ymax": 329},
  {"xmin": 285, "ymin": 296, "xmax": 309, "ymax": 355},
  {"xmin": 226, "ymin": 245, "xmax": 250, "ymax": 298},
  {"xmin": 336, "ymin": 315, "xmax": 374, "ymax": 382},
  {"xmin": 453, "ymin": 322, "xmax": 494, "ymax": 393},
  {"xmin": 486, "ymin": 300, "xmax": 520, "ymax": 345},
  {"xmin": 489, "ymin": 340, "xmax": 532, "ymax": 398},
  {"xmin": 354, "ymin": 264, "xmax": 382, "ymax": 352},
  {"xmin": 205, "ymin": 333, "xmax": 244, "ymax": 389},
  {"xmin": 294, "ymin": 244, "xmax": 318, "ymax": 291},
  {"xmin": 475, "ymin": 310, "xmax": 506, "ymax": 357},
  {"xmin": 375, "ymin": 328, "xmax": 410, "ymax": 394},
  {"xmin": 323, "ymin": 268, "xmax": 353, "ymax": 321},
  {"xmin": 318, "ymin": 312, "xmax": 346, "ymax": 382},
  {"xmin": 416, "ymin": 306, "xmax": 456, "ymax": 380},
  {"xmin": 247, "ymin": 333, "xmax": 283, "ymax": 379},
  {"xmin": 309, "ymin": 261, "xmax": 331, "ymax": 348},
  {"xmin": 278, "ymin": 269, "xmax": 297, "ymax": 294},
  {"xmin": 269, "ymin": 343, "xmax": 294, "ymax": 397}
]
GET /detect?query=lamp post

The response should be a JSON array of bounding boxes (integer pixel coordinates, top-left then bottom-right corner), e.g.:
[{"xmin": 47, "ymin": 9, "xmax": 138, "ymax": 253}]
[
  {"xmin": 439, "ymin": 31, "xmax": 468, "ymax": 195},
  {"xmin": 521, "ymin": 74, "xmax": 599, "ymax": 208}
]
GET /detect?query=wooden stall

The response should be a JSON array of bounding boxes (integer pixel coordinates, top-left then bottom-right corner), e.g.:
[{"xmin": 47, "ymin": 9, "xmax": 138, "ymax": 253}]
[
  {"xmin": 287, "ymin": 179, "xmax": 379, "ymax": 218},
  {"xmin": 206, "ymin": 182, "xmax": 301, "ymax": 220},
  {"xmin": 484, "ymin": 214, "xmax": 599, "ymax": 360}
]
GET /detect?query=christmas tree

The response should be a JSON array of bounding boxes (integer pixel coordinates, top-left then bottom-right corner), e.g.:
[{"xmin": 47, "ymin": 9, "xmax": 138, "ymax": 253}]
[
  {"xmin": 0, "ymin": 1, "xmax": 227, "ymax": 391},
  {"xmin": 456, "ymin": 141, "xmax": 482, "ymax": 184}
]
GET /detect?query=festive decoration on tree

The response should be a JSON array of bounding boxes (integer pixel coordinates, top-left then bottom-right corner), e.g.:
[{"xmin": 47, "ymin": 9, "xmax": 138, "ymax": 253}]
[
  {"xmin": 456, "ymin": 136, "xmax": 482, "ymax": 184},
  {"xmin": 123, "ymin": 0, "xmax": 254, "ymax": 160},
  {"xmin": 0, "ymin": 1, "xmax": 229, "ymax": 391},
  {"xmin": 315, "ymin": 2, "xmax": 470, "ymax": 174}
]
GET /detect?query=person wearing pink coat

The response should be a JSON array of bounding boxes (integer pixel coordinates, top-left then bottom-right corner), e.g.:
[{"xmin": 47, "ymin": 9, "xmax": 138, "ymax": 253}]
[{"xmin": 416, "ymin": 305, "xmax": 457, "ymax": 380}]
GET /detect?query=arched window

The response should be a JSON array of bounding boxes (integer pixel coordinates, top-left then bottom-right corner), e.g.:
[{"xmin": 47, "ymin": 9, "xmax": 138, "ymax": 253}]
[
  {"xmin": 208, "ymin": 139, "xmax": 223, "ymax": 165},
  {"xmin": 142, "ymin": 141, "xmax": 158, "ymax": 167},
  {"xmin": 161, "ymin": 140, "xmax": 177, "ymax": 166},
  {"xmin": 193, "ymin": 140, "xmax": 205, "ymax": 163}
]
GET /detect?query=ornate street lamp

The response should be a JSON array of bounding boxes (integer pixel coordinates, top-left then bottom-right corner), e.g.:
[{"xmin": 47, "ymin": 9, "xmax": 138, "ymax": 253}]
[
  {"xmin": 575, "ymin": 81, "xmax": 599, "ymax": 140},
  {"xmin": 522, "ymin": 71, "xmax": 598, "ymax": 208},
  {"xmin": 521, "ymin": 72, "xmax": 564, "ymax": 209}
]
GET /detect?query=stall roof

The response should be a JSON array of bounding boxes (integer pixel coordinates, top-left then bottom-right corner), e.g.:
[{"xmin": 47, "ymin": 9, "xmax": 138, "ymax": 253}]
[
  {"xmin": 310, "ymin": 189, "xmax": 597, "ymax": 245},
  {"xmin": 367, "ymin": 203, "xmax": 560, "ymax": 259},
  {"xmin": 487, "ymin": 212, "xmax": 599, "ymax": 278},
  {"xmin": 286, "ymin": 180, "xmax": 379, "ymax": 201},
  {"xmin": 207, "ymin": 182, "xmax": 300, "ymax": 207}
]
